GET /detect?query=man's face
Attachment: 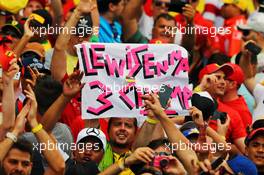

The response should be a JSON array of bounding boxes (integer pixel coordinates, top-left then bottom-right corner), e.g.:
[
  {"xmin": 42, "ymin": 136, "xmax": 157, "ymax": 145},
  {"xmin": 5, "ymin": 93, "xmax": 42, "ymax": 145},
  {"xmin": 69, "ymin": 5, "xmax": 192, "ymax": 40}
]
[
  {"xmin": 207, "ymin": 71, "xmax": 226, "ymax": 97},
  {"xmin": 152, "ymin": 0, "xmax": 170, "ymax": 19},
  {"xmin": 246, "ymin": 136, "xmax": 264, "ymax": 167},
  {"xmin": 224, "ymin": 79, "xmax": 236, "ymax": 93},
  {"xmin": 74, "ymin": 138, "xmax": 104, "ymax": 164},
  {"xmin": 23, "ymin": 1, "xmax": 43, "ymax": 18},
  {"xmin": 220, "ymin": 4, "xmax": 240, "ymax": 19},
  {"xmin": 112, "ymin": 0, "xmax": 126, "ymax": 18},
  {"xmin": 152, "ymin": 17, "xmax": 175, "ymax": 43},
  {"xmin": 2, "ymin": 148, "xmax": 32, "ymax": 175},
  {"xmin": 108, "ymin": 118, "xmax": 137, "ymax": 147}
]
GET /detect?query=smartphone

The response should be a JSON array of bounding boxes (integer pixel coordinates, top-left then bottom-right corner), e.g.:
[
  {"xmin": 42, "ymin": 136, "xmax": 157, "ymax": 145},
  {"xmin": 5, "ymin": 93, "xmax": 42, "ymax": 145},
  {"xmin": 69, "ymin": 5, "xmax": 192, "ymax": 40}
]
[
  {"xmin": 200, "ymin": 155, "xmax": 225, "ymax": 175},
  {"xmin": 211, "ymin": 111, "xmax": 227, "ymax": 124},
  {"xmin": 245, "ymin": 42, "xmax": 262, "ymax": 55},
  {"xmin": 168, "ymin": 0, "xmax": 189, "ymax": 13},
  {"xmin": 158, "ymin": 84, "xmax": 173, "ymax": 108}
]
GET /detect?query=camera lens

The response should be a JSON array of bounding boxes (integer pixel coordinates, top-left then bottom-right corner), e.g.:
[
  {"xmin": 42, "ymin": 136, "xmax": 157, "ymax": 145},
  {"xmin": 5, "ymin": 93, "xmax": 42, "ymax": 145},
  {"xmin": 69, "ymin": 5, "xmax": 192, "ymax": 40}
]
[{"xmin": 159, "ymin": 159, "xmax": 169, "ymax": 168}]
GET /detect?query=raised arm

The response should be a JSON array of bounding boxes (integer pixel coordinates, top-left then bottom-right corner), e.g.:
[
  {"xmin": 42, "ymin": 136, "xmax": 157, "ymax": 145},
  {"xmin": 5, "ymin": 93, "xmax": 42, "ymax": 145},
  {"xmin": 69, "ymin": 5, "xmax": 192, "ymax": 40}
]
[
  {"xmin": 50, "ymin": 0, "xmax": 63, "ymax": 27},
  {"xmin": 0, "ymin": 103, "xmax": 29, "ymax": 163},
  {"xmin": 12, "ymin": 17, "xmax": 34, "ymax": 57},
  {"xmin": 181, "ymin": 4, "xmax": 195, "ymax": 53},
  {"xmin": 239, "ymin": 50, "xmax": 257, "ymax": 94},
  {"xmin": 132, "ymin": 111, "xmax": 164, "ymax": 150},
  {"xmin": 91, "ymin": 0, "xmax": 99, "ymax": 36},
  {"xmin": 143, "ymin": 94, "xmax": 199, "ymax": 174},
  {"xmin": 50, "ymin": 0, "xmax": 95, "ymax": 81},
  {"xmin": 0, "ymin": 58, "xmax": 19, "ymax": 141},
  {"xmin": 40, "ymin": 71, "xmax": 84, "ymax": 133},
  {"xmin": 121, "ymin": 0, "xmax": 142, "ymax": 42},
  {"xmin": 24, "ymin": 85, "xmax": 65, "ymax": 175}
]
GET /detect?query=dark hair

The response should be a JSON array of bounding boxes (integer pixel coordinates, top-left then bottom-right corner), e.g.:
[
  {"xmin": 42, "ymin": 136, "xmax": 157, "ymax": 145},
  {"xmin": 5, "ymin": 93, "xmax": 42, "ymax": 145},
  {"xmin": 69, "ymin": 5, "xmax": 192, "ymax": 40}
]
[
  {"xmin": 154, "ymin": 13, "xmax": 175, "ymax": 27},
  {"xmin": 107, "ymin": 117, "xmax": 138, "ymax": 133},
  {"xmin": 78, "ymin": 136, "xmax": 104, "ymax": 151},
  {"xmin": 147, "ymin": 138, "xmax": 170, "ymax": 150},
  {"xmin": 97, "ymin": 0, "xmax": 122, "ymax": 14},
  {"xmin": 252, "ymin": 119, "xmax": 264, "ymax": 130},
  {"xmin": 207, "ymin": 53, "xmax": 230, "ymax": 65},
  {"xmin": 34, "ymin": 75, "xmax": 63, "ymax": 115},
  {"xmin": 9, "ymin": 139, "xmax": 33, "ymax": 162}
]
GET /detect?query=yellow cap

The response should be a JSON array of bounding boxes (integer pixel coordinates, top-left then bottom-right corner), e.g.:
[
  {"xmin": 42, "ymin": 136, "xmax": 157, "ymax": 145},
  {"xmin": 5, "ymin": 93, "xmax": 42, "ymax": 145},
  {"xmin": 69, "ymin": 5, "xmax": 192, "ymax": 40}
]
[
  {"xmin": 222, "ymin": 0, "xmax": 247, "ymax": 11},
  {"xmin": 0, "ymin": 0, "xmax": 28, "ymax": 14}
]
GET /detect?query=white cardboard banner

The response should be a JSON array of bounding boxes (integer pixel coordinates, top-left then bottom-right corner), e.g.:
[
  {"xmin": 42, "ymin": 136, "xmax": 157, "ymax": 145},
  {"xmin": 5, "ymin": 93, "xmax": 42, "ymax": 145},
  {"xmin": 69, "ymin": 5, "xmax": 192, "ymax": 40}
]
[{"xmin": 76, "ymin": 43, "xmax": 192, "ymax": 119}]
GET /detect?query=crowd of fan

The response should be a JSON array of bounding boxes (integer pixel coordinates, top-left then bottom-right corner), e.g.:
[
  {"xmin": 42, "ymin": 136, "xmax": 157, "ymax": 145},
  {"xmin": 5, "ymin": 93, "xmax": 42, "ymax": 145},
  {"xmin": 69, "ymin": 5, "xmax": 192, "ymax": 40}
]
[{"xmin": 0, "ymin": 0, "xmax": 264, "ymax": 174}]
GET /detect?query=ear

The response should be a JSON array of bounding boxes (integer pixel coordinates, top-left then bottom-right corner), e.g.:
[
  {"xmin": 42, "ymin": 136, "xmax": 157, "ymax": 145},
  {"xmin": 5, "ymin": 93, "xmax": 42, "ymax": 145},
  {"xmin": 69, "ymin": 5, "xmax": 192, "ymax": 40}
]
[
  {"xmin": 245, "ymin": 146, "xmax": 249, "ymax": 156},
  {"xmin": 108, "ymin": 2, "xmax": 116, "ymax": 12}
]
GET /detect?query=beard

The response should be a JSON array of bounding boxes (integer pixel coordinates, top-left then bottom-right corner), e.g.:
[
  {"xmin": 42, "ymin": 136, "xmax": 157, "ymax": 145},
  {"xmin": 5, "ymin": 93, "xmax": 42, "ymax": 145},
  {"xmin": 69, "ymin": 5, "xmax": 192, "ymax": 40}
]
[
  {"xmin": 109, "ymin": 139, "xmax": 130, "ymax": 149},
  {"xmin": 1, "ymin": 166, "xmax": 28, "ymax": 175}
]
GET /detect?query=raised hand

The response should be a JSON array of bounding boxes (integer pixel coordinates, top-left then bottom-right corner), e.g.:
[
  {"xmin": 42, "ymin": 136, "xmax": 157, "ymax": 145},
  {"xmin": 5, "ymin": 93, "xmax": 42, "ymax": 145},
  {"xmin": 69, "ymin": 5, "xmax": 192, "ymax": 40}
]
[
  {"xmin": 63, "ymin": 70, "xmax": 84, "ymax": 99},
  {"xmin": 12, "ymin": 103, "xmax": 30, "ymax": 136},
  {"xmin": 24, "ymin": 16, "xmax": 35, "ymax": 38},
  {"xmin": 217, "ymin": 115, "xmax": 230, "ymax": 137},
  {"xmin": 189, "ymin": 106, "xmax": 204, "ymax": 127},
  {"xmin": 142, "ymin": 93, "xmax": 166, "ymax": 119},
  {"xmin": 182, "ymin": 4, "xmax": 195, "ymax": 23},
  {"xmin": 2, "ymin": 58, "xmax": 20, "ymax": 83},
  {"xmin": 24, "ymin": 84, "xmax": 38, "ymax": 128},
  {"xmin": 25, "ymin": 66, "xmax": 45, "ymax": 88},
  {"xmin": 76, "ymin": 0, "xmax": 97, "ymax": 14},
  {"xmin": 124, "ymin": 147, "xmax": 155, "ymax": 166}
]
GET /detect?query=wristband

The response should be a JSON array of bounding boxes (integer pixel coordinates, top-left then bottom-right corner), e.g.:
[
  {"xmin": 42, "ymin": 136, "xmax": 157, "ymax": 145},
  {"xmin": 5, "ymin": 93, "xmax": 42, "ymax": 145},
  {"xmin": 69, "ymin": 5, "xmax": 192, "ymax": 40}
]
[
  {"xmin": 32, "ymin": 124, "xmax": 43, "ymax": 134},
  {"xmin": 6, "ymin": 132, "xmax": 17, "ymax": 143},
  {"xmin": 193, "ymin": 86, "xmax": 202, "ymax": 93},
  {"xmin": 146, "ymin": 117, "xmax": 159, "ymax": 125},
  {"xmin": 220, "ymin": 135, "xmax": 226, "ymax": 141}
]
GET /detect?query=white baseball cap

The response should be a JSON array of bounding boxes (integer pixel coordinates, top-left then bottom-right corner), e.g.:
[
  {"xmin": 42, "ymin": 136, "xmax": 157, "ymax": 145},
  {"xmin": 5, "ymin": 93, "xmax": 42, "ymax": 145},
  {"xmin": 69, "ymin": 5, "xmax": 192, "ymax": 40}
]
[
  {"xmin": 76, "ymin": 128, "xmax": 107, "ymax": 151},
  {"xmin": 238, "ymin": 12, "xmax": 264, "ymax": 33}
]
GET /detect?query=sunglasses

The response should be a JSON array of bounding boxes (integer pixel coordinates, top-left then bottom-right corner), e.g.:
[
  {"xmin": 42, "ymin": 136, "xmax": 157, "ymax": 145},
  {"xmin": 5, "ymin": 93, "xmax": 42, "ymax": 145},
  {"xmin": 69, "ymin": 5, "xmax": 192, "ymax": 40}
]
[{"xmin": 154, "ymin": 0, "xmax": 170, "ymax": 8}]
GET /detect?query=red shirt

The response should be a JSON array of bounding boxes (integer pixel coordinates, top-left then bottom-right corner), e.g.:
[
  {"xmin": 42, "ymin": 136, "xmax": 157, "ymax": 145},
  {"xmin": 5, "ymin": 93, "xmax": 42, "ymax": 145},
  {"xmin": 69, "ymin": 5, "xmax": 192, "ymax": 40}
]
[
  {"xmin": 209, "ymin": 100, "xmax": 246, "ymax": 142},
  {"xmin": 175, "ymin": 12, "xmax": 215, "ymax": 58},
  {"xmin": 218, "ymin": 15, "xmax": 246, "ymax": 57},
  {"xmin": 221, "ymin": 96, "xmax": 252, "ymax": 130}
]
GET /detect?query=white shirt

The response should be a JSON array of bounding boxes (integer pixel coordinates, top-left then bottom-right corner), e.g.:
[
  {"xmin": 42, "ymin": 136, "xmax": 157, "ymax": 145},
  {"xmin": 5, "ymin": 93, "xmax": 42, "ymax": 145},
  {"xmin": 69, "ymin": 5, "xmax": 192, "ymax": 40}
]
[{"xmin": 253, "ymin": 83, "xmax": 264, "ymax": 121}]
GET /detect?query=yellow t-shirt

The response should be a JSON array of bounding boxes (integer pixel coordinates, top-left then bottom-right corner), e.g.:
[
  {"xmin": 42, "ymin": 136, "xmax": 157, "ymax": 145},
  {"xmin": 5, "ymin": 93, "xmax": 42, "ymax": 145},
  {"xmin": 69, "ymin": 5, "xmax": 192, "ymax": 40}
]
[
  {"xmin": 113, "ymin": 152, "xmax": 135, "ymax": 175},
  {"xmin": 66, "ymin": 53, "xmax": 78, "ymax": 75}
]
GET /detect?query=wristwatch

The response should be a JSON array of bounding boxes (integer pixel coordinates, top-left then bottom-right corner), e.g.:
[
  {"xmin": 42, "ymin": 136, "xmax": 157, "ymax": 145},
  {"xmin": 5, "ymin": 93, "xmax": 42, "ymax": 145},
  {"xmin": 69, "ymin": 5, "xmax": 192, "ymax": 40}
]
[{"xmin": 6, "ymin": 132, "xmax": 17, "ymax": 143}]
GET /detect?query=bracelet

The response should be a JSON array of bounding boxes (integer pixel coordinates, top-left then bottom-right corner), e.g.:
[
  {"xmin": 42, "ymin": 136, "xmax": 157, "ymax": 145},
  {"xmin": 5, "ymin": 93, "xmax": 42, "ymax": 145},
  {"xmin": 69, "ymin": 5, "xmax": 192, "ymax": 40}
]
[
  {"xmin": 117, "ymin": 158, "xmax": 125, "ymax": 170},
  {"xmin": 146, "ymin": 117, "xmax": 159, "ymax": 125},
  {"xmin": 193, "ymin": 86, "xmax": 202, "ymax": 93},
  {"xmin": 6, "ymin": 132, "xmax": 17, "ymax": 143},
  {"xmin": 220, "ymin": 135, "xmax": 226, "ymax": 141},
  {"xmin": 32, "ymin": 124, "xmax": 43, "ymax": 134}
]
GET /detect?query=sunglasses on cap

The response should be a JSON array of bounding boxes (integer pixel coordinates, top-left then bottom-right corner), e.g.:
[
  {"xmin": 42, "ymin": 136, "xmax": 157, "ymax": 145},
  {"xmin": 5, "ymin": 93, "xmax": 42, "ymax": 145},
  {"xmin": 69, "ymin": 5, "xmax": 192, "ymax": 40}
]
[{"xmin": 154, "ymin": 0, "xmax": 170, "ymax": 8}]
